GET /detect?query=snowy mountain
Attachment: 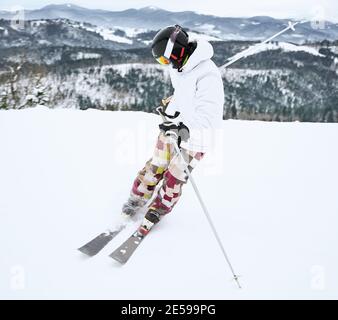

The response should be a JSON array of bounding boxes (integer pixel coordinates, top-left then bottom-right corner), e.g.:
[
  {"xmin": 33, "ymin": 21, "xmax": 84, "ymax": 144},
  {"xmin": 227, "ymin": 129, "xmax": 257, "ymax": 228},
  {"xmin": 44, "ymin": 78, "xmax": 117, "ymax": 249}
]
[
  {"xmin": 1, "ymin": 39, "xmax": 337, "ymax": 122},
  {"xmin": 0, "ymin": 18, "xmax": 219, "ymax": 50},
  {"xmin": 0, "ymin": 108, "xmax": 337, "ymax": 299},
  {"xmin": 1, "ymin": 4, "xmax": 338, "ymax": 42},
  {"xmin": 0, "ymin": 19, "xmax": 148, "ymax": 50},
  {"xmin": 1, "ymin": 5, "xmax": 338, "ymax": 122}
]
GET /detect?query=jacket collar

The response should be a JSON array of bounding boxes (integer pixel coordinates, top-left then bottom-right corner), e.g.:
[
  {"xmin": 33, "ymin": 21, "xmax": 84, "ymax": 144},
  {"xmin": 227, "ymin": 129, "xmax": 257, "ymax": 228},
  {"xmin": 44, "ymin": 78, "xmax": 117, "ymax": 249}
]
[{"xmin": 178, "ymin": 39, "xmax": 214, "ymax": 73}]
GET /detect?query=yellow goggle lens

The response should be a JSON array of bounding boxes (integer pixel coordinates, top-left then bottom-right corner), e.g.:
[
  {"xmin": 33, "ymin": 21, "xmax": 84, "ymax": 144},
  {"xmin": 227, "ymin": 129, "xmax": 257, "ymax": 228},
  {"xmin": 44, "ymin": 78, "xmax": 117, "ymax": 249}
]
[{"xmin": 156, "ymin": 56, "xmax": 170, "ymax": 65}]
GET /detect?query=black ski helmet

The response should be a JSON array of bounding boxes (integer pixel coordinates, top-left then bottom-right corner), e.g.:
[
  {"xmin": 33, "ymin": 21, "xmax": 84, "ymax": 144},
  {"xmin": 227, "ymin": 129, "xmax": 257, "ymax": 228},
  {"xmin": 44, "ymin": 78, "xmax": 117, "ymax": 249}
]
[{"xmin": 151, "ymin": 25, "xmax": 189, "ymax": 70}]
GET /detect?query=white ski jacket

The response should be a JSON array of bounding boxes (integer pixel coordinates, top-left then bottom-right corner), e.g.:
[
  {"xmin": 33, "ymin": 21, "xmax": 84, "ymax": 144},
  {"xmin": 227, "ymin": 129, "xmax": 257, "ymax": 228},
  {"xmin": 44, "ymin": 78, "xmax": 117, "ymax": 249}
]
[{"xmin": 166, "ymin": 39, "xmax": 224, "ymax": 152}]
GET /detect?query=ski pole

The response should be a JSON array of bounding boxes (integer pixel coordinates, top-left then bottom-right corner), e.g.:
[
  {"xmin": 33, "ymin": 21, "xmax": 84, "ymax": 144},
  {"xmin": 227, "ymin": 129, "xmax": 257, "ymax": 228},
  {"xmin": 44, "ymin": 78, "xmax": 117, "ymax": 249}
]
[
  {"xmin": 156, "ymin": 107, "xmax": 242, "ymax": 289},
  {"xmin": 219, "ymin": 20, "xmax": 307, "ymax": 70}
]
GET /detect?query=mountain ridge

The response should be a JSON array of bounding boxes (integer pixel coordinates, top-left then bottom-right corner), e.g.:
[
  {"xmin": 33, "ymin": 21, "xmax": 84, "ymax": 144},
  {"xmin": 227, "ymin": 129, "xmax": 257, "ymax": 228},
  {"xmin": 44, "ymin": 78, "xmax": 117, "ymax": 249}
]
[{"xmin": 0, "ymin": 4, "xmax": 337, "ymax": 42}]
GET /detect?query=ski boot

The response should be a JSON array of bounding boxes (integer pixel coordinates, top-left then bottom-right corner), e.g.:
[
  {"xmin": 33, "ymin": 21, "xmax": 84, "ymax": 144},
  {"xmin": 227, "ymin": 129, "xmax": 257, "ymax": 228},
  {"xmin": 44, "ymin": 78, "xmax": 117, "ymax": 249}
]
[
  {"xmin": 121, "ymin": 194, "xmax": 147, "ymax": 218},
  {"xmin": 139, "ymin": 208, "xmax": 161, "ymax": 236}
]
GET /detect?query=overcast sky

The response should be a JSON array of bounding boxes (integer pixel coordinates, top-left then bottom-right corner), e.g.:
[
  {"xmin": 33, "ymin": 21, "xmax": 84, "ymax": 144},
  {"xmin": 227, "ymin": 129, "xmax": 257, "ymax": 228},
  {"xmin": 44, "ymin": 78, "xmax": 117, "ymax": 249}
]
[{"xmin": 2, "ymin": 0, "xmax": 338, "ymax": 22}]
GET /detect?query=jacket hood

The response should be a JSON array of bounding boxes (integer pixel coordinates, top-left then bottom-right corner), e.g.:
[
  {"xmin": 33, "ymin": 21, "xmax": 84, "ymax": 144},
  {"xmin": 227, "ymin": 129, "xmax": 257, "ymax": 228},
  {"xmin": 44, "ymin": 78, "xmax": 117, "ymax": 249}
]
[{"xmin": 180, "ymin": 39, "xmax": 214, "ymax": 73}]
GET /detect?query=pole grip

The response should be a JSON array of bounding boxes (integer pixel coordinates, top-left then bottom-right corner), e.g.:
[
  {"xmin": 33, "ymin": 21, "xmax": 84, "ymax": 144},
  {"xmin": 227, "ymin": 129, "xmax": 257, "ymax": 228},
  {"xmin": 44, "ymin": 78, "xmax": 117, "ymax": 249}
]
[{"xmin": 156, "ymin": 106, "xmax": 180, "ymax": 120}]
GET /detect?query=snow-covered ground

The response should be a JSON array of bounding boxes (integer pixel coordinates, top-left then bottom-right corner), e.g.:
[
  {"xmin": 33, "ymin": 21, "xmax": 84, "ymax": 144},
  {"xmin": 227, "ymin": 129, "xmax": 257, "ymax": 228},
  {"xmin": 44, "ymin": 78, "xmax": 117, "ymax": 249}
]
[{"xmin": 0, "ymin": 108, "xmax": 337, "ymax": 300}]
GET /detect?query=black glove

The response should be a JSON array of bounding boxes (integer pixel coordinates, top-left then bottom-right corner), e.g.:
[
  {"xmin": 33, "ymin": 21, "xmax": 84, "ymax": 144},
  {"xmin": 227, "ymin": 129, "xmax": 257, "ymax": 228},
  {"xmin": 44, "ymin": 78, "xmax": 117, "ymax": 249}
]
[{"xmin": 159, "ymin": 121, "xmax": 190, "ymax": 148}]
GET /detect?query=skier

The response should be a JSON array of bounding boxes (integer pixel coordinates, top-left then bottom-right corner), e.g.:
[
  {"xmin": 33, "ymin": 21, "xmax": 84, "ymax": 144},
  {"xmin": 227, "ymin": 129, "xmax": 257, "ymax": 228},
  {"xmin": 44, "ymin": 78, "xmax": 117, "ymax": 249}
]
[{"xmin": 121, "ymin": 25, "xmax": 224, "ymax": 235}]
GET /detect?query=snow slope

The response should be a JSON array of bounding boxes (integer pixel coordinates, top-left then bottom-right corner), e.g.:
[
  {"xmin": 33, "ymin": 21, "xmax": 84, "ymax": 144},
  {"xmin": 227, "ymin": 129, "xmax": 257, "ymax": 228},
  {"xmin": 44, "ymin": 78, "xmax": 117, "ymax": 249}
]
[
  {"xmin": 227, "ymin": 42, "xmax": 324, "ymax": 65},
  {"xmin": 0, "ymin": 108, "xmax": 337, "ymax": 299}
]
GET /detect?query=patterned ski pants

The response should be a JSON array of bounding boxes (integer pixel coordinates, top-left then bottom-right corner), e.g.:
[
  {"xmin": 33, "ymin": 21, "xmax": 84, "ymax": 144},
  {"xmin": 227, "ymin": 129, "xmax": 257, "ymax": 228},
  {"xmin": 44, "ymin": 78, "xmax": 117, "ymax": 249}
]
[{"xmin": 131, "ymin": 133, "xmax": 204, "ymax": 215}]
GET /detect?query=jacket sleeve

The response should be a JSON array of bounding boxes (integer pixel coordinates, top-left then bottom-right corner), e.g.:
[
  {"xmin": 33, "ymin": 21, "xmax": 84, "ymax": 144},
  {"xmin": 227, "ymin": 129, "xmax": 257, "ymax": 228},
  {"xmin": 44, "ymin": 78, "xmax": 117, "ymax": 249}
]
[{"xmin": 182, "ymin": 72, "xmax": 224, "ymax": 132}]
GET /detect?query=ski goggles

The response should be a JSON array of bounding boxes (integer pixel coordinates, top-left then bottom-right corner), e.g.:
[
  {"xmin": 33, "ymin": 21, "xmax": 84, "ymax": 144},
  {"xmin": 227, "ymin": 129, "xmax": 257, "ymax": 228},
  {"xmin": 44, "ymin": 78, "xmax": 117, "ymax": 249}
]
[
  {"xmin": 156, "ymin": 55, "xmax": 171, "ymax": 65},
  {"xmin": 156, "ymin": 25, "xmax": 182, "ymax": 66}
]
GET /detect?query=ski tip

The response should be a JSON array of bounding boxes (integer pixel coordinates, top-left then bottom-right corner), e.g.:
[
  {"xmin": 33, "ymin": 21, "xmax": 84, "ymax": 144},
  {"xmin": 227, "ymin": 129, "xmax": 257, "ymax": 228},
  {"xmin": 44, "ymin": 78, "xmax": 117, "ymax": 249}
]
[
  {"xmin": 78, "ymin": 247, "xmax": 97, "ymax": 257},
  {"xmin": 109, "ymin": 253, "xmax": 128, "ymax": 264}
]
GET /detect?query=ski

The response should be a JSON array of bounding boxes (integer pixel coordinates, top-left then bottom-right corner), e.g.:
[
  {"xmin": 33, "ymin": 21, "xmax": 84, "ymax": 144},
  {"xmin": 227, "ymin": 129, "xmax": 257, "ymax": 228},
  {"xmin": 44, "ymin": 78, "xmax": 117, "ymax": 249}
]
[
  {"xmin": 78, "ymin": 211, "xmax": 145, "ymax": 257},
  {"xmin": 78, "ymin": 225, "xmax": 125, "ymax": 257},
  {"xmin": 109, "ymin": 227, "xmax": 149, "ymax": 264}
]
